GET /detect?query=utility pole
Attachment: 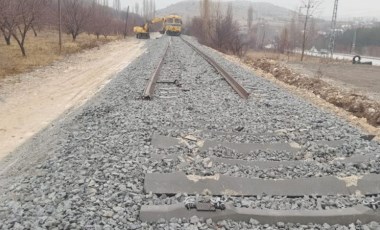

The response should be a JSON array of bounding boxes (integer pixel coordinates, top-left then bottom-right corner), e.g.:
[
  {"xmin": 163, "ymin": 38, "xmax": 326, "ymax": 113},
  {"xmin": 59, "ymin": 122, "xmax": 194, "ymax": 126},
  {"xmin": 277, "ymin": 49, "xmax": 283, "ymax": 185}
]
[
  {"xmin": 58, "ymin": 0, "xmax": 62, "ymax": 53},
  {"xmin": 300, "ymin": 0, "xmax": 314, "ymax": 62},
  {"xmin": 328, "ymin": 0, "xmax": 339, "ymax": 58}
]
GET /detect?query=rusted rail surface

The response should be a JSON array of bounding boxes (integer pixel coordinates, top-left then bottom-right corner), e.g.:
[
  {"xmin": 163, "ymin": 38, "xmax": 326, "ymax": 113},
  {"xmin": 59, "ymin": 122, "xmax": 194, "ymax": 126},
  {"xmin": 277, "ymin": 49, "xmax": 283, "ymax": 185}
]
[
  {"xmin": 180, "ymin": 37, "xmax": 250, "ymax": 99},
  {"xmin": 142, "ymin": 43, "xmax": 170, "ymax": 100}
]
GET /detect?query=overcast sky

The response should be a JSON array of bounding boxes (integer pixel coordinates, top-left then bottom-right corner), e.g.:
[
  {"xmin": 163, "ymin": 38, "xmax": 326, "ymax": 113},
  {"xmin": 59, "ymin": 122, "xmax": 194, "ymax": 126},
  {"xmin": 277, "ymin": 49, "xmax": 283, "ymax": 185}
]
[{"xmin": 120, "ymin": 0, "xmax": 380, "ymax": 20}]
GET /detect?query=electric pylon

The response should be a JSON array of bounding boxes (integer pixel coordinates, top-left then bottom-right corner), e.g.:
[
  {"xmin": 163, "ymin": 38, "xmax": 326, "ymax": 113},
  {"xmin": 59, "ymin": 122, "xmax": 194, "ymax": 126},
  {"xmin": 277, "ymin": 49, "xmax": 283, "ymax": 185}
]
[{"xmin": 328, "ymin": 0, "xmax": 339, "ymax": 58}]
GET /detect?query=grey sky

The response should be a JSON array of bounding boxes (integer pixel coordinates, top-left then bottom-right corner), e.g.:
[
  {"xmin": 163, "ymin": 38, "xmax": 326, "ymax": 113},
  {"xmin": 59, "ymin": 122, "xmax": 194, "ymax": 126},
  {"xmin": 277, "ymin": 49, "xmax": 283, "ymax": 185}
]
[{"xmin": 121, "ymin": 0, "xmax": 380, "ymax": 20}]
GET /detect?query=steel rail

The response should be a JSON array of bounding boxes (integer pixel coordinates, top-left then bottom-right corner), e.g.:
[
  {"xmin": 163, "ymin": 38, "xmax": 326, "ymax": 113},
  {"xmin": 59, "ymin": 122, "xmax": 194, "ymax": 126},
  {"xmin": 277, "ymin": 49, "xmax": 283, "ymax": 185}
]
[
  {"xmin": 180, "ymin": 37, "xmax": 250, "ymax": 99},
  {"xmin": 142, "ymin": 42, "xmax": 170, "ymax": 100}
]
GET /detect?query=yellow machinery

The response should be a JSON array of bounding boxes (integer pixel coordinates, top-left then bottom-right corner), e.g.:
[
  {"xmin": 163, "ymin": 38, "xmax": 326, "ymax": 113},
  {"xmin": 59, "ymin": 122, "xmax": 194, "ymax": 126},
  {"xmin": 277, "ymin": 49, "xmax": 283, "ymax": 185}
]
[
  {"xmin": 133, "ymin": 17, "xmax": 164, "ymax": 39},
  {"xmin": 161, "ymin": 15, "xmax": 182, "ymax": 36},
  {"xmin": 133, "ymin": 15, "xmax": 182, "ymax": 39}
]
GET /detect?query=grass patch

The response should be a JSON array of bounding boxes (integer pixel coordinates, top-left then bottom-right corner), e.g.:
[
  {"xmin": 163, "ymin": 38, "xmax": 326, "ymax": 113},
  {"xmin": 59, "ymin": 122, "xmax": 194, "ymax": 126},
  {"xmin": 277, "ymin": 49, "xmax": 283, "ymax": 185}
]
[{"xmin": 0, "ymin": 30, "xmax": 121, "ymax": 79}]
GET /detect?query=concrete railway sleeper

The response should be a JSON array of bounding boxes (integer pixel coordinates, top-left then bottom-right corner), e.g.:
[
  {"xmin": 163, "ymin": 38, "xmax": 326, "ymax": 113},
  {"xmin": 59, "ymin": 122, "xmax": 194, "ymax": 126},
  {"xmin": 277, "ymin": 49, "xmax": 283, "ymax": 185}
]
[
  {"xmin": 141, "ymin": 167, "xmax": 380, "ymax": 225},
  {"xmin": 141, "ymin": 129, "xmax": 380, "ymax": 225},
  {"xmin": 142, "ymin": 138, "xmax": 380, "ymax": 225}
]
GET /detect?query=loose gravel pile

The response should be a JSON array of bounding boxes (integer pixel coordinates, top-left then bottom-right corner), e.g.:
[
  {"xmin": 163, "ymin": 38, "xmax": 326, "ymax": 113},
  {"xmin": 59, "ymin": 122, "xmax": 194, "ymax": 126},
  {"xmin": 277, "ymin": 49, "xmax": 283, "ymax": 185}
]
[{"xmin": 0, "ymin": 36, "xmax": 379, "ymax": 229}]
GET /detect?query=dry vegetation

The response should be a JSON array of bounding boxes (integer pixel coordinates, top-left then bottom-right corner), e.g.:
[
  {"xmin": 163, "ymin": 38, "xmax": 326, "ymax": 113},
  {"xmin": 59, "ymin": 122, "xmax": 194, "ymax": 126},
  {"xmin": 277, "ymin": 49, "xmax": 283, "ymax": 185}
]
[
  {"xmin": 244, "ymin": 56, "xmax": 380, "ymax": 127},
  {"xmin": 0, "ymin": 0, "xmax": 146, "ymax": 79},
  {"xmin": 0, "ymin": 30, "xmax": 120, "ymax": 79},
  {"xmin": 247, "ymin": 51, "xmax": 349, "ymax": 64},
  {"xmin": 186, "ymin": 0, "xmax": 253, "ymax": 57}
]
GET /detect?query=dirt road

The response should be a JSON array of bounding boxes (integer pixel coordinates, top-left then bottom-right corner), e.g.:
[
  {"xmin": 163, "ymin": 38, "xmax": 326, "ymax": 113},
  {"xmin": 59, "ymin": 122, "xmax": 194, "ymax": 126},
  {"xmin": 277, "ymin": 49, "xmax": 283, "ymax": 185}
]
[
  {"xmin": 288, "ymin": 62, "xmax": 380, "ymax": 101},
  {"xmin": 0, "ymin": 38, "xmax": 145, "ymax": 163}
]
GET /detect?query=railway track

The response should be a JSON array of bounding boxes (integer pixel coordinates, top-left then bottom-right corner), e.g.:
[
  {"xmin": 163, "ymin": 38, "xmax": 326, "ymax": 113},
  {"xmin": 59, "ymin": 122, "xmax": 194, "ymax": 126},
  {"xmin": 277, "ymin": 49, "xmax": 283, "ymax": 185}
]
[
  {"xmin": 143, "ymin": 37, "xmax": 250, "ymax": 100},
  {"xmin": 1, "ymin": 35, "xmax": 379, "ymax": 229},
  {"xmin": 141, "ymin": 134, "xmax": 380, "ymax": 225},
  {"xmin": 139, "ymin": 36, "xmax": 380, "ymax": 226}
]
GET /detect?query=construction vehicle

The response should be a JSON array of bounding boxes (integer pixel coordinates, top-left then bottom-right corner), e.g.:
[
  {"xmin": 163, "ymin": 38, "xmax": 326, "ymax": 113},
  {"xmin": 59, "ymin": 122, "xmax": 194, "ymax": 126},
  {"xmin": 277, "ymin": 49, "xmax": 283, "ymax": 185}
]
[
  {"xmin": 133, "ymin": 15, "xmax": 182, "ymax": 39},
  {"xmin": 161, "ymin": 15, "xmax": 182, "ymax": 36},
  {"xmin": 133, "ymin": 17, "xmax": 163, "ymax": 39}
]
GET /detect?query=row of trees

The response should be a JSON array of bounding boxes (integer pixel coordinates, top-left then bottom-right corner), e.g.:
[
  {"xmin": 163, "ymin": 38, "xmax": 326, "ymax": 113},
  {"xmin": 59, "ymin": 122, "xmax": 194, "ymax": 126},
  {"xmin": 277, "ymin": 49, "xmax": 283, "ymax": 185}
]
[
  {"xmin": 189, "ymin": 0, "xmax": 379, "ymax": 58},
  {"xmin": 0, "ymin": 0, "xmax": 48, "ymax": 56},
  {"xmin": 0, "ymin": 0, "xmax": 144, "ymax": 56},
  {"xmin": 187, "ymin": 0, "xmax": 252, "ymax": 56},
  {"xmin": 271, "ymin": 0, "xmax": 320, "ymax": 60},
  {"xmin": 141, "ymin": 0, "xmax": 156, "ymax": 20},
  {"xmin": 186, "ymin": 0, "xmax": 321, "ymax": 59},
  {"xmin": 275, "ymin": 13, "xmax": 317, "ymax": 55},
  {"xmin": 335, "ymin": 26, "xmax": 380, "ymax": 56}
]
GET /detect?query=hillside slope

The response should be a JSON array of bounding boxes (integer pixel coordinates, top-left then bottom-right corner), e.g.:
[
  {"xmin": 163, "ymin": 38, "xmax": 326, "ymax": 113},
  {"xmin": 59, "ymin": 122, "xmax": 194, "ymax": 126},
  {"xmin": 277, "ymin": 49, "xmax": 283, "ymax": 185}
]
[{"xmin": 156, "ymin": 0, "xmax": 295, "ymax": 26}]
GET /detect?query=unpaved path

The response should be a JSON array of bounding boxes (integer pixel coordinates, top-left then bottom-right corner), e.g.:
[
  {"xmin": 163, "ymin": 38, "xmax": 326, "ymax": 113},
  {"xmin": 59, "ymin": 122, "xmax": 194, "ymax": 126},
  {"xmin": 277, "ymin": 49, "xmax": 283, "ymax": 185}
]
[{"xmin": 0, "ymin": 38, "xmax": 145, "ymax": 163}]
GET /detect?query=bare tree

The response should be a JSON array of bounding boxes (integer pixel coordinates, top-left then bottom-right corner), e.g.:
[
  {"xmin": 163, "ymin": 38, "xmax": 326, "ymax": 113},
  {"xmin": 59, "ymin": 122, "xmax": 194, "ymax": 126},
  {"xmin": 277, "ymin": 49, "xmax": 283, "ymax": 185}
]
[
  {"xmin": 88, "ymin": 3, "xmax": 106, "ymax": 39},
  {"xmin": 10, "ymin": 0, "xmax": 48, "ymax": 56},
  {"xmin": 288, "ymin": 13, "xmax": 299, "ymax": 51},
  {"xmin": 200, "ymin": 0, "xmax": 211, "ymax": 43},
  {"xmin": 247, "ymin": 4, "xmax": 253, "ymax": 31},
  {"xmin": 223, "ymin": 3, "xmax": 237, "ymax": 51},
  {"xmin": 209, "ymin": 1, "xmax": 223, "ymax": 48},
  {"xmin": 0, "ymin": 0, "xmax": 3, "ymax": 16},
  {"xmin": 279, "ymin": 27, "xmax": 289, "ymax": 53},
  {"xmin": 226, "ymin": 5, "xmax": 249, "ymax": 57},
  {"xmin": 148, "ymin": 0, "xmax": 152, "ymax": 19},
  {"xmin": 113, "ymin": 0, "xmax": 120, "ymax": 12},
  {"xmin": 0, "ymin": 0, "xmax": 15, "ymax": 45},
  {"xmin": 134, "ymin": 2, "xmax": 139, "ymax": 16},
  {"xmin": 256, "ymin": 19, "xmax": 267, "ymax": 49},
  {"xmin": 308, "ymin": 17, "xmax": 317, "ymax": 47},
  {"xmin": 123, "ymin": 6, "xmax": 129, "ymax": 38},
  {"xmin": 194, "ymin": 1, "xmax": 246, "ymax": 56},
  {"xmin": 62, "ymin": 0, "xmax": 91, "ymax": 41},
  {"xmin": 142, "ymin": 0, "xmax": 148, "ymax": 19},
  {"xmin": 141, "ymin": 0, "xmax": 155, "ymax": 20},
  {"xmin": 300, "ymin": 0, "xmax": 321, "ymax": 61},
  {"xmin": 151, "ymin": 0, "xmax": 156, "ymax": 18}
]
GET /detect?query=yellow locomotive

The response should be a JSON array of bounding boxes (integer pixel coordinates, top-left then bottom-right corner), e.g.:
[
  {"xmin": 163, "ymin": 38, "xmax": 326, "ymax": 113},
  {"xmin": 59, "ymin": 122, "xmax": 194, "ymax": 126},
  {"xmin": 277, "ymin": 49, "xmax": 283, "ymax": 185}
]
[{"xmin": 161, "ymin": 15, "xmax": 182, "ymax": 36}]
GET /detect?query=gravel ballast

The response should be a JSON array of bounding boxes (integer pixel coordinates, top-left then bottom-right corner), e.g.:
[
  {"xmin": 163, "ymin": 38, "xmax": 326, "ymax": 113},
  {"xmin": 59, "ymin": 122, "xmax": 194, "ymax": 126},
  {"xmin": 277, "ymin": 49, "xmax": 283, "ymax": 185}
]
[{"xmin": 0, "ymin": 36, "xmax": 379, "ymax": 229}]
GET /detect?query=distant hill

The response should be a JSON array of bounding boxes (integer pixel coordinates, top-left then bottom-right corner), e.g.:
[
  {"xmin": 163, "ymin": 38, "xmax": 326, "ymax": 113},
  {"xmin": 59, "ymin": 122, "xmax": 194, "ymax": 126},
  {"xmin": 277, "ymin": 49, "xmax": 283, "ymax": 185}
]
[{"xmin": 156, "ymin": 0, "xmax": 295, "ymax": 27}]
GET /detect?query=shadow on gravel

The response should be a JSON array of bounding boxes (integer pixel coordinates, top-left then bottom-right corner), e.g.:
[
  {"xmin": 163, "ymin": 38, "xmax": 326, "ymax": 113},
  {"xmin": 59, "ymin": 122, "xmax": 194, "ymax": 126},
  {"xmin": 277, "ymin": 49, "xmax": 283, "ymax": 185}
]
[{"xmin": 244, "ymin": 58, "xmax": 380, "ymax": 127}]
